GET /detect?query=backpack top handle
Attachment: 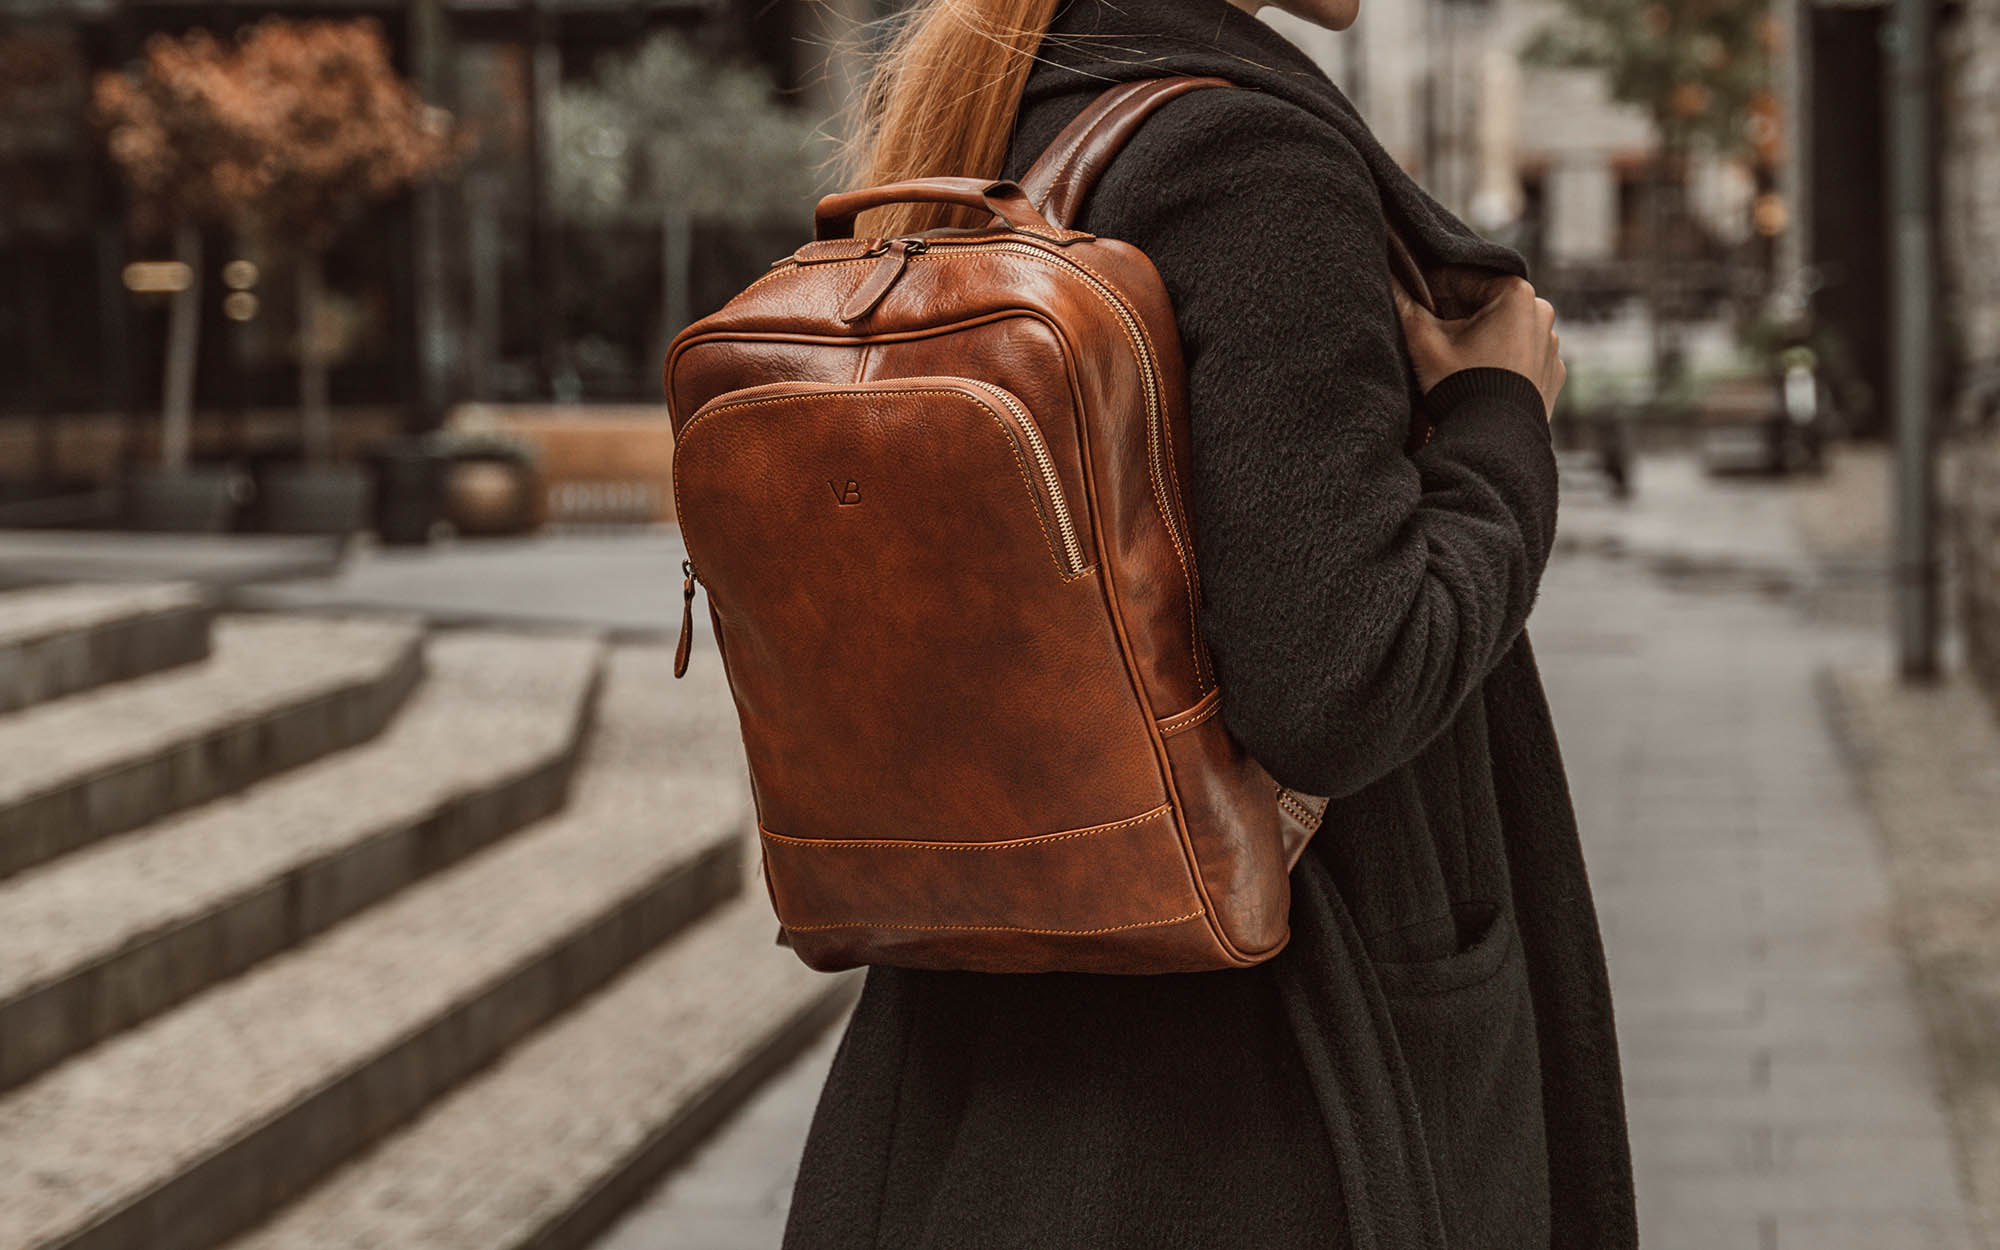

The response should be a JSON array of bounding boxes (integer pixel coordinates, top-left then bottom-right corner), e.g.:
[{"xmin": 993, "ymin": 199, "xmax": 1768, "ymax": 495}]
[{"xmin": 813, "ymin": 177, "xmax": 1057, "ymax": 241}]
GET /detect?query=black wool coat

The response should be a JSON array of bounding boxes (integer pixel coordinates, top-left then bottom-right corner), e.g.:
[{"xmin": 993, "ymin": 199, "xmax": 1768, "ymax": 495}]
[{"xmin": 782, "ymin": 4, "xmax": 1636, "ymax": 1248}]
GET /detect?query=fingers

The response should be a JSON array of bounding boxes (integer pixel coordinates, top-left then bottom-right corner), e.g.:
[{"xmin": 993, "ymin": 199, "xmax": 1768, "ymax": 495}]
[
  {"xmin": 1392, "ymin": 276, "xmax": 1448, "ymax": 389},
  {"xmin": 1432, "ymin": 266, "xmax": 1521, "ymax": 315},
  {"xmin": 1397, "ymin": 267, "xmax": 1566, "ymax": 410},
  {"xmin": 1389, "ymin": 274, "xmax": 1420, "ymax": 325},
  {"xmin": 1544, "ymin": 355, "xmax": 1568, "ymax": 423},
  {"xmin": 1466, "ymin": 276, "xmax": 1536, "ymax": 330}
]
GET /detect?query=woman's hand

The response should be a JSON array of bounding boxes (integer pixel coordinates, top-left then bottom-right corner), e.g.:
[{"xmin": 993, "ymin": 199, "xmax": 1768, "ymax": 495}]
[{"xmin": 1392, "ymin": 275, "xmax": 1565, "ymax": 419}]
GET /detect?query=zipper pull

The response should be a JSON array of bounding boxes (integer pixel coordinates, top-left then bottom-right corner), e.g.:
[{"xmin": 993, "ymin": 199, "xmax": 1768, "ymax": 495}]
[
  {"xmin": 838, "ymin": 237, "xmax": 926, "ymax": 324},
  {"xmin": 674, "ymin": 559, "xmax": 698, "ymax": 678}
]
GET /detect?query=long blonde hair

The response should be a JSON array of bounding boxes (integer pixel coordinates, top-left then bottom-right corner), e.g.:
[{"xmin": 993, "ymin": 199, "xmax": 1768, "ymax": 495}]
[{"xmin": 840, "ymin": 0, "xmax": 1064, "ymax": 238}]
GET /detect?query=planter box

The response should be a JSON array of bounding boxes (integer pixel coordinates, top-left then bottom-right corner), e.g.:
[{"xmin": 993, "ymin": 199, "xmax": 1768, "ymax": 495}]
[
  {"xmin": 368, "ymin": 443, "xmax": 444, "ymax": 547},
  {"xmin": 444, "ymin": 405, "xmax": 673, "ymax": 527},
  {"xmin": 123, "ymin": 467, "xmax": 246, "ymax": 533},
  {"xmin": 258, "ymin": 464, "xmax": 374, "ymax": 536},
  {"xmin": 442, "ymin": 456, "xmax": 538, "ymax": 537}
]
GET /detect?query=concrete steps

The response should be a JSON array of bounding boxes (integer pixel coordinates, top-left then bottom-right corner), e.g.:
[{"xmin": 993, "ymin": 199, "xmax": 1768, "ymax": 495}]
[
  {"xmin": 0, "ymin": 583, "xmax": 211, "ymax": 713},
  {"xmin": 0, "ymin": 649, "xmax": 746, "ymax": 1250},
  {"xmin": 0, "ymin": 630, "xmax": 605, "ymax": 1092},
  {"xmin": 0, "ymin": 593, "xmax": 853, "ymax": 1250},
  {"xmin": 0, "ymin": 616, "xmax": 424, "ymax": 877},
  {"xmin": 221, "ymin": 891, "xmax": 861, "ymax": 1250}
]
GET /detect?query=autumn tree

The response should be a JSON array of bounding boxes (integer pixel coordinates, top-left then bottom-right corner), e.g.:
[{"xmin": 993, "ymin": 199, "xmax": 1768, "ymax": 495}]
[
  {"xmin": 95, "ymin": 30, "xmax": 233, "ymax": 470},
  {"xmin": 97, "ymin": 19, "xmax": 462, "ymax": 465},
  {"xmin": 1525, "ymin": 0, "xmax": 1779, "ymax": 392}
]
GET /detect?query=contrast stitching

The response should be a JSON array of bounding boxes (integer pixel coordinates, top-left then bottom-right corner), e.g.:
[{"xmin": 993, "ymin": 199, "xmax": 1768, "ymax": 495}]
[
  {"xmin": 1015, "ymin": 224, "xmax": 1091, "ymax": 243},
  {"xmin": 736, "ymin": 256, "xmax": 882, "ymax": 300},
  {"xmin": 782, "ymin": 909, "xmax": 1206, "ymax": 936},
  {"xmin": 1277, "ymin": 787, "xmax": 1325, "ymax": 829},
  {"xmin": 1157, "ymin": 691, "xmax": 1222, "ymax": 736},
  {"xmin": 1151, "ymin": 373, "xmax": 1211, "ymax": 689},
  {"xmin": 1034, "ymin": 102, "xmax": 1116, "ymax": 217},
  {"xmin": 762, "ymin": 804, "xmax": 1170, "ymax": 851},
  {"xmin": 1034, "ymin": 245, "xmax": 1205, "ymax": 686},
  {"xmin": 674, "ymin": 387, "xmax": 1091, "ymax": 583},
  {"xmin": 1046, "ymin": 82, "xmax": 1153, "ymax": 221}
]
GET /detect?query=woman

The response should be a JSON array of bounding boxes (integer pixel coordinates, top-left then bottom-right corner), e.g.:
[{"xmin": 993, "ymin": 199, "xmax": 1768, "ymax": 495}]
[{"xmin": 782, "ymin": 2, "xmax": 1635, "ymax": 1247}]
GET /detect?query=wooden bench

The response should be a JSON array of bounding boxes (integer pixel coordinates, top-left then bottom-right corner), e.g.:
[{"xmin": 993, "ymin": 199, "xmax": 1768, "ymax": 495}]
[{"xmin": 446, "ymin": 405, "xmax": 678, "ymax": 527}]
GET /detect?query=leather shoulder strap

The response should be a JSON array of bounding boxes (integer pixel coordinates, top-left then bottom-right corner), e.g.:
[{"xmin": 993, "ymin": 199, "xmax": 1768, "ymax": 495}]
[
  {"xmin": 1018, "ymin": 75, "xmax": 1237, "ymax": 230},
  {"xmin": 1018, "ymin": 74, "xmax": 1440, "ymax": 315}
]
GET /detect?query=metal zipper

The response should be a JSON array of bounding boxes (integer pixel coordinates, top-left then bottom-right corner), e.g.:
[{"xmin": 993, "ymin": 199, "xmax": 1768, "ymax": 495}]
[
  {"xmin": 960, "ymin": 378, "xmax": 1086, "ymax": 577},
  {"xmin": 675, "ymin": 558, "xmax": 699, "ymax": 678},
  {"xmin": 677, "ymin": 375, "xmax": 1086, "ymax": 583}
]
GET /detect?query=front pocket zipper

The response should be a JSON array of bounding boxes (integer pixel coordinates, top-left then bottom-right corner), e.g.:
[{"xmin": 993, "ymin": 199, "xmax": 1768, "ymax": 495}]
[
  {"xmin": 956, "ymin": 378, "xmax": 1086, "ymax": 578},
  {"xmin": 676, "ymin": 376, "xmax": 1088, "ymax": 582}
]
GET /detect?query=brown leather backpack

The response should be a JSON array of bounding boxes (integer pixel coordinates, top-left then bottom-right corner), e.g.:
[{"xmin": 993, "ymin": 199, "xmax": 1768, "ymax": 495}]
[{"xmin": 667, "ymin": 77, "xmax": 1341, "ymax": 975}]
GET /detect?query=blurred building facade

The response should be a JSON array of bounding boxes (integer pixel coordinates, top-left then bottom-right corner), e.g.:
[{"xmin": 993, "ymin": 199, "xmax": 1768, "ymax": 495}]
[
  {"xmin": 1944, "ymin": 0, "xmax": 2000, "ymax": 708},
  {"xmin": 6, "ymin": 0, "xmax": 1948, "ymax": 498},
  {"xmin": 1269, "ymin": 0, "xmax": 1783, "ymax": 327},
  {"xmin": 0, "ymin": 0, "xmax": 843, "ymax": 470}
]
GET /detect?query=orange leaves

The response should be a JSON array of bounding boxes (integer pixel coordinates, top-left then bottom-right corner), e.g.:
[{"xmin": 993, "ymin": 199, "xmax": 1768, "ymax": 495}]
[
  {"xmin": 1671, "ymin": 81, "xmax": 1713, "ymax": 119},
  {"xmin": 94, "ymin": 18, "xmax": 466, "ymax": 246}
]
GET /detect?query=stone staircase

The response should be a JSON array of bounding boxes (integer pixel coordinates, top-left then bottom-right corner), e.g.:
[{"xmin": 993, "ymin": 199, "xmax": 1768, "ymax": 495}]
[{"xmin": 0, "ymin": 583, "xmax": 857, "ymax": 1250}]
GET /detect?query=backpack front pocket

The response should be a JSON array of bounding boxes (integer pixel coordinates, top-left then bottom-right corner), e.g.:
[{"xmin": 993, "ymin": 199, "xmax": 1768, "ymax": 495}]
[{"xmin": 672, "ymin": 376, "xmax": 1170, "ymax": 849}]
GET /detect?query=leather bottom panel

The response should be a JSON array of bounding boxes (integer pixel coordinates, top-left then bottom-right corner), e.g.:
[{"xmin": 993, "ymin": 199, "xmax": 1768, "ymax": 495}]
[{"xmin": 763, "ymin": 805, "xmax": 1224, "ymax": 974}]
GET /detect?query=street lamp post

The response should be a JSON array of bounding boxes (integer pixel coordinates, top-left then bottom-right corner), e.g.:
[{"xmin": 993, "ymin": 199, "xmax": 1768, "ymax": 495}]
[{"xmin": 1886, "ymin": 0, "xmax": 1940, "ymax": 682}]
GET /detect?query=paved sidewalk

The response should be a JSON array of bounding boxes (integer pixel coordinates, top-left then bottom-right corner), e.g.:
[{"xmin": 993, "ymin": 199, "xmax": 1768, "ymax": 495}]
[
  {"xmin": 235, "ymin": 529, "xmax": 693, "ymax": 639},
  {"xmin": 1541, "ymin": 556, "xmax": 1975, "ymax": 1250},
  {"xmin": 1824, "ymin": 665, "xmax": 2000, "ymax": 1244},
  {"xmin": 587, "ymin": 542, "xmax": 1978, "ymax": 1249},
  {"xmin": 0, "ymin": 530, "xmax": 344, "ymax": 590}
]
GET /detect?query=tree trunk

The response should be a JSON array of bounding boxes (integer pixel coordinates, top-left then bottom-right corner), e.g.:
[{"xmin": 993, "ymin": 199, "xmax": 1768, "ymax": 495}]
[
  {"xmin": 409, "ymin": 0, "xmax": 452, "ymax": 426},
  {"xmin": 658, "ymin": 205, "xmax": 693, "ymax": 371},
  {"xmin": 161, "ymin": 223, "xmax": 202, "ymax": 472},
  {"xmin": 1646, "ymin": 129, "xmax": 1687, "ymax": 407},
  {"xmin": 298, "ymin": 248, "xmax": 332, "ymax": 465}
]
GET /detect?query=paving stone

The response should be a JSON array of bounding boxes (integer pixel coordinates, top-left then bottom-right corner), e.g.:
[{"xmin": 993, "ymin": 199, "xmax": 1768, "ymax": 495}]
[
  {"xmin": 1619, "ymin": 1049, "xmax": 1765, "ymax": 1098},
  {"xmin": 0, "ymin": 646, "xmax": 744, "ymax": 1250},
  {"xmin": 0, "ymin": 582, "xmax": 211, "ymax": 712},
  {"xmin": 223, "ymin": 891, "xmax": 859, "ymax": 1250},
  {"xmin": 596, "ymin": 1207, "xmax": 792, "ymax": 1250},
  {"xmin": 1628, "ymin": 1121, "xmax": 1771, "ymax": 1175},
  {"xmin": 1644, "ymin": 1168, "xmax": 1967, "ymax": 1218},
  {"xmin": 1772, "ymin": 1213, "xmax": 1978, "ymax": 1250},
  {"xmin": 1769, "ymin": 1124, "xmax": 1964, "ymax": 1180},
  {"xmin": 1633, "ymin": 1209, "xmax": 1765, "ymax": 1250},
  {"xmin": 0, "ymin": 615, "xmax": 425, "ymax": 875},
  {"xmin": 0, "ymin": 532, "xmax": 343, "ymax": 590},
  {"xmin": 0, "ymin": 630, "xmax": 604, "ymax": 1091}
]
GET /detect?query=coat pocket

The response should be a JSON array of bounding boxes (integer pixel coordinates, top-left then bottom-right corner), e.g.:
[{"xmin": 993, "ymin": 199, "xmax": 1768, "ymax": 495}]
[{"xmin": 1373, "ymin": 901, "xmax": 1552, "ymax": 1249}]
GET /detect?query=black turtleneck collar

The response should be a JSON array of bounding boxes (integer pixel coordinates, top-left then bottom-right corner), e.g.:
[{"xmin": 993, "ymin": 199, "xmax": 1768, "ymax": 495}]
[{"xmin": 1019, "ymin": 0, "xmax": 1528, "ymax": 278}]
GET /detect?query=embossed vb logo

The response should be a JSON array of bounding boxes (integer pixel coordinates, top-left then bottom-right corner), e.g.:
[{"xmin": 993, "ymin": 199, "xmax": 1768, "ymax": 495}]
[{"xmin": 828, "ymin": 479, "xmax": 862, "ymax": 506}]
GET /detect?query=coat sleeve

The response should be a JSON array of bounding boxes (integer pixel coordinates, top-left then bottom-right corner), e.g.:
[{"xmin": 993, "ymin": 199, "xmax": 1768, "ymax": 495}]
[{"xmin": 1085, "ymin": 89, "xmax": 1561, "ymax": 798}]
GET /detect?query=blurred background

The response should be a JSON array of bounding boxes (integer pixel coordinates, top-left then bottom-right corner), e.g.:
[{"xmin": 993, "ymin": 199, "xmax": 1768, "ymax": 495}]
[{"xmin": 1, "ymin": 0, "xmax": 1998, "ymax": 1247}]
